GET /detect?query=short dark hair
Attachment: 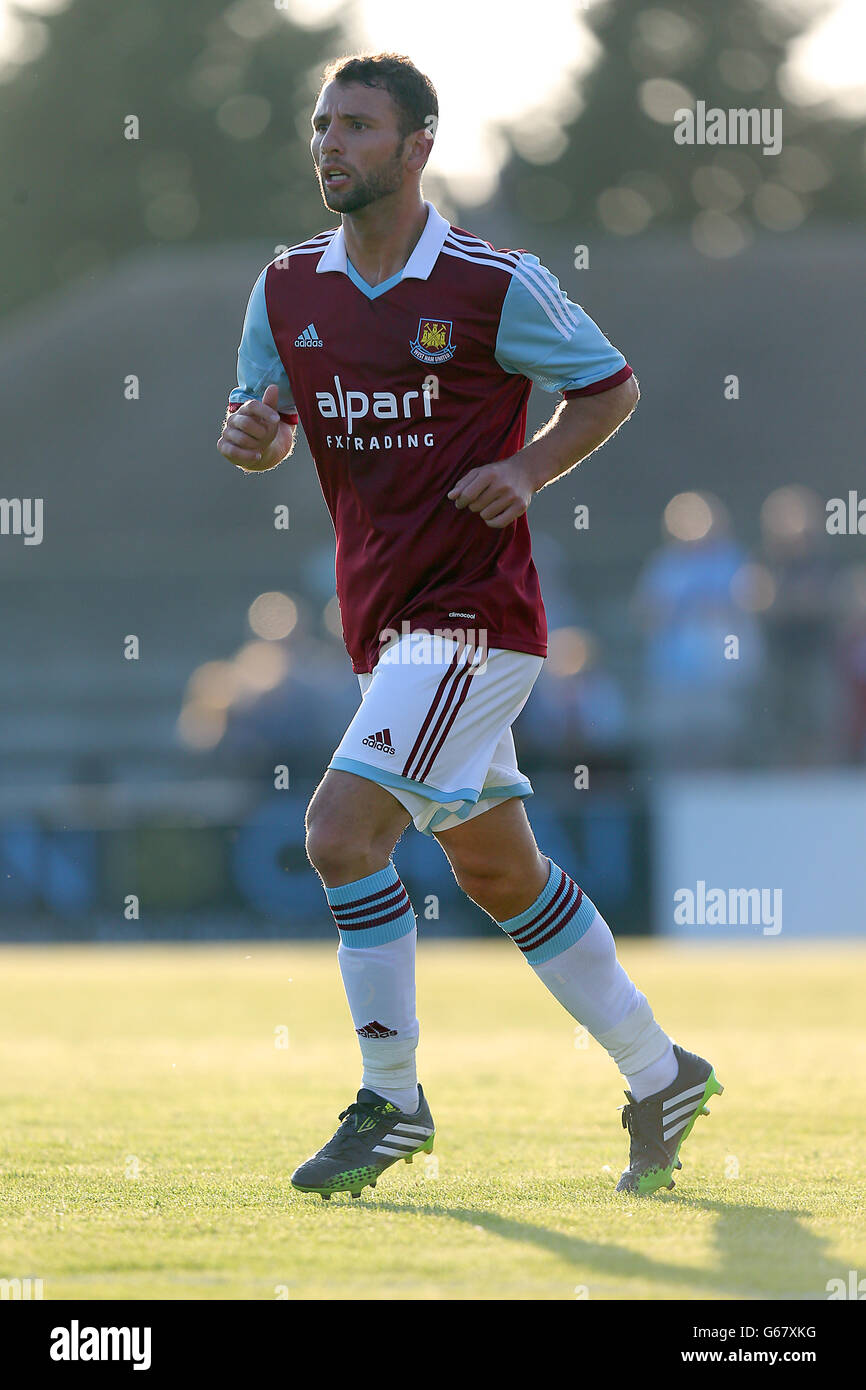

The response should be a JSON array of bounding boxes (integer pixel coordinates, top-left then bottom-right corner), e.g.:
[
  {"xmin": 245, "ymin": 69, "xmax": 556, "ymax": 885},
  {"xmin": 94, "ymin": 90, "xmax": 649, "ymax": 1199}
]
[{"xmin": 320, "ymin": 52, "xmax": 438, "ymax": 141}]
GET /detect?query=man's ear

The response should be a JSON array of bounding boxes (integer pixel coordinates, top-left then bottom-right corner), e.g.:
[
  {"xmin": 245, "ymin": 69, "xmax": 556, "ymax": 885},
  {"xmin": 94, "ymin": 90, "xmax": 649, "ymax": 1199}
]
[{"xmin": 407, "ymin": 126, "xmax": 434, "ymax": 172}]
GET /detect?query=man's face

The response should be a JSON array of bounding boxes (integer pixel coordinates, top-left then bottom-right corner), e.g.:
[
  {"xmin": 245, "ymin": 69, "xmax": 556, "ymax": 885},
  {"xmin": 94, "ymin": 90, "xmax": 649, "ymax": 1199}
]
[{"xmin": 311, "ymin": 80, "xmax": 408, "ymax": 214}]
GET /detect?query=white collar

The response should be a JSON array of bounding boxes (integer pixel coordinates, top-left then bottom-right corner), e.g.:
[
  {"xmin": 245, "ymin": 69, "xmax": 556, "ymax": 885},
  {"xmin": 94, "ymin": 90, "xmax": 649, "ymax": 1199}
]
[{"xmin": 315, "ymin": 201, "xmax": 451, "ymax": 282}]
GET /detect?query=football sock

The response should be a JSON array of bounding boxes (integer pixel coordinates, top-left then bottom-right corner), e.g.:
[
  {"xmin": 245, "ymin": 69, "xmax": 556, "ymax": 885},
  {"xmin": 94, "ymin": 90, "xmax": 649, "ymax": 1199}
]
[
  {"xmin": 326, "ymin": 864, "xmax": 420, "ymax": 1113},
  {"xmin": 623, "ymin": 1044, "xmax": 680, "ymax": 1102},
  {"xmin": 497, "ymin": 858, "xmax": 676, "ymax": 1100}
]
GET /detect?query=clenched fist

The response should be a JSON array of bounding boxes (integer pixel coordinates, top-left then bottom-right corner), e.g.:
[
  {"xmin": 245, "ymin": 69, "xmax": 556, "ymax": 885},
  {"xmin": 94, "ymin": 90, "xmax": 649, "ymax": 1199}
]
[{"xmin": 217, "ymin": 384, "xmax": 293, "ymax": 472}]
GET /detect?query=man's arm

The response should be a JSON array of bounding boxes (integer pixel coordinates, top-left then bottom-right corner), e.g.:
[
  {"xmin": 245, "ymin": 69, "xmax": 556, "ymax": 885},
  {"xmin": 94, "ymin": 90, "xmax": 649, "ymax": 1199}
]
[
  {"xmin": 217, "ymin": 383, "xmax": 297, "ymax": 473},
  {"xmin": 221, "ymin": 266, "xmax": 298, "ymax": 472},
  {"xmin": 449, "ymin": 375, "xmax": 639, "ymax": 529}
]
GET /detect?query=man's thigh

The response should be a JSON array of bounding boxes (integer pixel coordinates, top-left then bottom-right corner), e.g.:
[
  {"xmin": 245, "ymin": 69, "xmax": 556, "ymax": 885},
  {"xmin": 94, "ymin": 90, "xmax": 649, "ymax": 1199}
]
[
  {"xmin": 434, "ymin": 796, "xmax": 543, "ymax": 879},
  {"xmin": 307, "ymin": 767, "xmax": 411, "ymax": 848}
]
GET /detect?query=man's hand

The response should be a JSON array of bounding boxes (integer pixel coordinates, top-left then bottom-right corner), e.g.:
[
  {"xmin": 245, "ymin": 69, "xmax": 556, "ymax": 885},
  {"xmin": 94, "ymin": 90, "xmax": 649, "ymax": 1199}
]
[
  {"xmin": 447, "ymin": 457, "xmax": 534, "ymax": 529},
  {"xmin": 217, "ymin": 384, "xmax": 293, "ymax": 472},
  {"xmin": 448, "ymin": 379, "xmax": 640, "ymax": 525}
]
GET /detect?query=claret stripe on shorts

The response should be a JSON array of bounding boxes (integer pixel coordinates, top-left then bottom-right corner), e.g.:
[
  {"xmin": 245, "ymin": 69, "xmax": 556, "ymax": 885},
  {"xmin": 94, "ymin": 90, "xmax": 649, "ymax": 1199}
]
[
  {"xmin": 325, "ymin": 864, "xmax": 416, "ymax": 949},
  {"xmin": 498, "ymin": 859, "xmax": 597, "ymax": 965},
  {"xmin": 413, "ymin": 662, "xmax": 477, "ymax": 783},
  {"xmin": 401, "ymin": 647, "xmax": 483, "ymax": 783}
]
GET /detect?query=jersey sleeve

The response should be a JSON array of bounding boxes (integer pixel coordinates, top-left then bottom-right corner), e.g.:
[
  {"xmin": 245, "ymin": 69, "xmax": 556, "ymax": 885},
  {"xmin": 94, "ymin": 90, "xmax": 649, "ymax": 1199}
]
[
  {"xmin": 494, "ymin": 253, "xmax": 633, "ymax": 397},
  {"xmin": 228, "ymin": 267, "xmax": 298, "ymax": 424}
]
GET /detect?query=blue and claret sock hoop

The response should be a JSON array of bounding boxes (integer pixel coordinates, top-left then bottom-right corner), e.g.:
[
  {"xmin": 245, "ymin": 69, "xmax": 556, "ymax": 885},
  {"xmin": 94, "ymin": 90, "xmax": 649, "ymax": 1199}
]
[
  {"xmin": 498, "ymin": 859, "xmax": 596, "ymax": 965},
  {"xmin": 326, "ymin": 864, "xmax": 416, "ymax": 949}
]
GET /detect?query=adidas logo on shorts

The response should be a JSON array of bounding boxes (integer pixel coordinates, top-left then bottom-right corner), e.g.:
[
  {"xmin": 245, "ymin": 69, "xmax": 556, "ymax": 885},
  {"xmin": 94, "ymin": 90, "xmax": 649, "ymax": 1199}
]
[{"xmin": 362, "ymin": 727, "xmax": 396, "ymax": 755}]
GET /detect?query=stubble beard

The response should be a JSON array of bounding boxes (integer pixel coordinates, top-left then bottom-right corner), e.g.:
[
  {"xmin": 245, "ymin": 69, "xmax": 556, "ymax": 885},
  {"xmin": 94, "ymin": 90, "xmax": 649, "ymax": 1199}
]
[{"xmin": 319, "ymin": 149, "xmax": 405, "ymax": 215}]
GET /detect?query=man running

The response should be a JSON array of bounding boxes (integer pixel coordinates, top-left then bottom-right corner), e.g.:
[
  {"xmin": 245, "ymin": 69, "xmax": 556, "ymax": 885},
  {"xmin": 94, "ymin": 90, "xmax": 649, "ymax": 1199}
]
[{"xmin": 217, "ymin": 52, "xmax": 723, "ymax": 1201}]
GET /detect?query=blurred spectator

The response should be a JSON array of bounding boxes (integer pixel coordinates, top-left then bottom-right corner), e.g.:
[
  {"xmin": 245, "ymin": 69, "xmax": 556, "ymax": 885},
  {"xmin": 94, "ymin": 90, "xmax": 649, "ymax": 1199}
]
[
  {"xmin": 633, "ymin": 492, "xmax": 764, "ymax": 768},
  {"xmin": 530, "ymin": 532, "xmax": 593, "ymax": 633},
  {"xmin": 757, "ymin": 486, "xmax": 838, "ymax": 763},
  {"xmin": 836, "ymin": 567, "xmax": 866, "ymax": 763},
  {"xmin": 520, "ymin": 627, "xmax": 631, "ymax": 771},
  {"xmin": 221, "ymin": 632, "xmax": 357, "ymax": 770},
  {"xmin": 179, "ymin": 593, "xmax": 359, "ymax": 774}
]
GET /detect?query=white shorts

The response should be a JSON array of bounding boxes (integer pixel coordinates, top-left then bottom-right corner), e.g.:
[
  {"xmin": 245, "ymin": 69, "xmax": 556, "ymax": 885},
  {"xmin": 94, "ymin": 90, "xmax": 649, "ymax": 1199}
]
[{"xmin": 329, "ymin": 635, "xmax": 544, "ymax": 835}]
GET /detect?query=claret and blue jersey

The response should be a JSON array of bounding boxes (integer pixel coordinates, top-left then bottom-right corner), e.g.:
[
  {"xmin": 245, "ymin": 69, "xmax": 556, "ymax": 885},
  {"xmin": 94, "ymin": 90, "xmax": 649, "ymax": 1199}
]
[{"xmin": 228, "ymin": 201, "xmax": 632, "ymax": 674}]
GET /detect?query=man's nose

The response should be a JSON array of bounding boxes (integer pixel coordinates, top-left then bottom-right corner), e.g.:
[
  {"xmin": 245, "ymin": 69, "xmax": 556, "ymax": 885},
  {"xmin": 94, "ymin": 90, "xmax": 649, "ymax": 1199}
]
[{"xmin": 320, "ymin": 124, "xmax": 342, "ymax": 154}]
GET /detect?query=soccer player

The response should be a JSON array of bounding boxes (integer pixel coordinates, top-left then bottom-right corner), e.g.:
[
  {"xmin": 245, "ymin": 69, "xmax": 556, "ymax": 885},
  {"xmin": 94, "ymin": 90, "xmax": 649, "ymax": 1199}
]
[{"xmin": 217, "ymin": 53, "xmax": 723, "ymax": 1200}]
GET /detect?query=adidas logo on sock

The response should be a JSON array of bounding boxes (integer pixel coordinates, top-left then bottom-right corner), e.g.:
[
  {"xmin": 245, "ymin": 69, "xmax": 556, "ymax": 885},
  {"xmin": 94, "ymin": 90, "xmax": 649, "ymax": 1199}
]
[
  {"xmin": 294, "ymin": 322, "xmax": 323, "ymax": 348},
  {"xmin": 362, "ymin": 727, "xmax": 396, "ymax": 755},
  {"xmin": 356, "ymin": 1020, "xmax": 398, "ymax": 1038}
]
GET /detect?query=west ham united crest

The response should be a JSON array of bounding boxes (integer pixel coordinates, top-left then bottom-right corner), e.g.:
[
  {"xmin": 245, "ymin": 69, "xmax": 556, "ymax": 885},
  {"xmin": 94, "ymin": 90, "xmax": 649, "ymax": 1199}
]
[{"xmin": 409, "ymin": 318, "xmax": 456, "ymax": 365}]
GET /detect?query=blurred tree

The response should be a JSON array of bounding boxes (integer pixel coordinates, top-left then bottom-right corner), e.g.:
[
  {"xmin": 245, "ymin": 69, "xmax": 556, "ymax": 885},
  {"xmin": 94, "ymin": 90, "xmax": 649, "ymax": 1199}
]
[
  {"xmin": 0, "ymin": 0, "xmax": 342, "ymax": 316},
  {"xmin": 495, "ymin": 0, "xmax": 865, "ymax": 248}
]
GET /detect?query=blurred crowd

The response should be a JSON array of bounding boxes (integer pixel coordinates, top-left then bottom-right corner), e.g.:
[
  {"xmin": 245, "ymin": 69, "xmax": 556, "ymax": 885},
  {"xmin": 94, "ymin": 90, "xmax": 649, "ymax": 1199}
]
[
  {"xmin": 180, "ymin": 485, "xmax": 866, "ymax": 777},
  {"xmin": 525, "ymin": 485, "xmax": 866, "ymax": 770}
]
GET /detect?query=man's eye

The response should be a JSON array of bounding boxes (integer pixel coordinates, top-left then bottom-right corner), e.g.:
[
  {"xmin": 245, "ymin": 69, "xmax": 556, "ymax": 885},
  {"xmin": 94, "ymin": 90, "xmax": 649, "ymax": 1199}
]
[{"xmin": 351, "ymin": 121, "xmax": 366, "ymax": 130}]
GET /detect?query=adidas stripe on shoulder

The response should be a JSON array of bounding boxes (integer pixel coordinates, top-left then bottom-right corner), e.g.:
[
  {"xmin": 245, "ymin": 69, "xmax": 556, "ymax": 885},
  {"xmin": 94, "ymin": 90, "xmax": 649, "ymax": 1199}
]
[
  {"xmin": 442, "ymin": 231, "xmax": 574, "ymax": 341},
  {"xmin": 273, "ymin": 228, "xmax": 337, "ymax": 268}
]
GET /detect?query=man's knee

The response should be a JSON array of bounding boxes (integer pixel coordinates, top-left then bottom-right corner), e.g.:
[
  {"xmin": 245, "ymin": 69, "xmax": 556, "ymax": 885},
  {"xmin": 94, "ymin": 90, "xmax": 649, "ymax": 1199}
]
[
  {"xmin": 305, "ymin": 799, "xmax": 352, "ymax": 877},
  {"xmin": 435, "ymin": 798, "xmax": 548, "ymax": 913},
  {"xmin": 305, "ymin": 790, "xmax": 395, "ymax": 880},
  {"xmin": 449, "ymin": 845, "xmax": 544, "ymax": 913}
]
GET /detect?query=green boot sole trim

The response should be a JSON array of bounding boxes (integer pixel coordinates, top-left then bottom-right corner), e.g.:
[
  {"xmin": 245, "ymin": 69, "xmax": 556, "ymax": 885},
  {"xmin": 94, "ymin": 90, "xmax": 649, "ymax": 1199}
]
[
  {"xmin": 634, "ymin": 1071, "xmax": 724, "ymax": 1196},
  {"xmin": 292, "ymin": 1135, "xmax": 435, "ymax": 1200}
]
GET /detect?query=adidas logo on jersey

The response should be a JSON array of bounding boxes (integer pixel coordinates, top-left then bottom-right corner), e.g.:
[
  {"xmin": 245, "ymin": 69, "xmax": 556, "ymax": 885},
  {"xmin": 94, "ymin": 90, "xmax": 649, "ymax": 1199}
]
[
  {"xmin": 295, "ymin": 322, "xmax": 323, "ymax": 348},
  {"xmin": 356, "ymin": 1020, "xmax": 398, "ymax": 1038},
  {"xmin": 362, "ymin": 727, "xmax": 396, "ymax": 755}
]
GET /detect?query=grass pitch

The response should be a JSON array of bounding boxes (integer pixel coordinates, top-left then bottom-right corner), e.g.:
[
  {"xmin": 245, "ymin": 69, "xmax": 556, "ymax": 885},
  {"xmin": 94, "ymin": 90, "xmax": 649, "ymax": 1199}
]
[{"xmin": 0, "ymin": 940, "xmax": 863, "ymax": 1301}]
